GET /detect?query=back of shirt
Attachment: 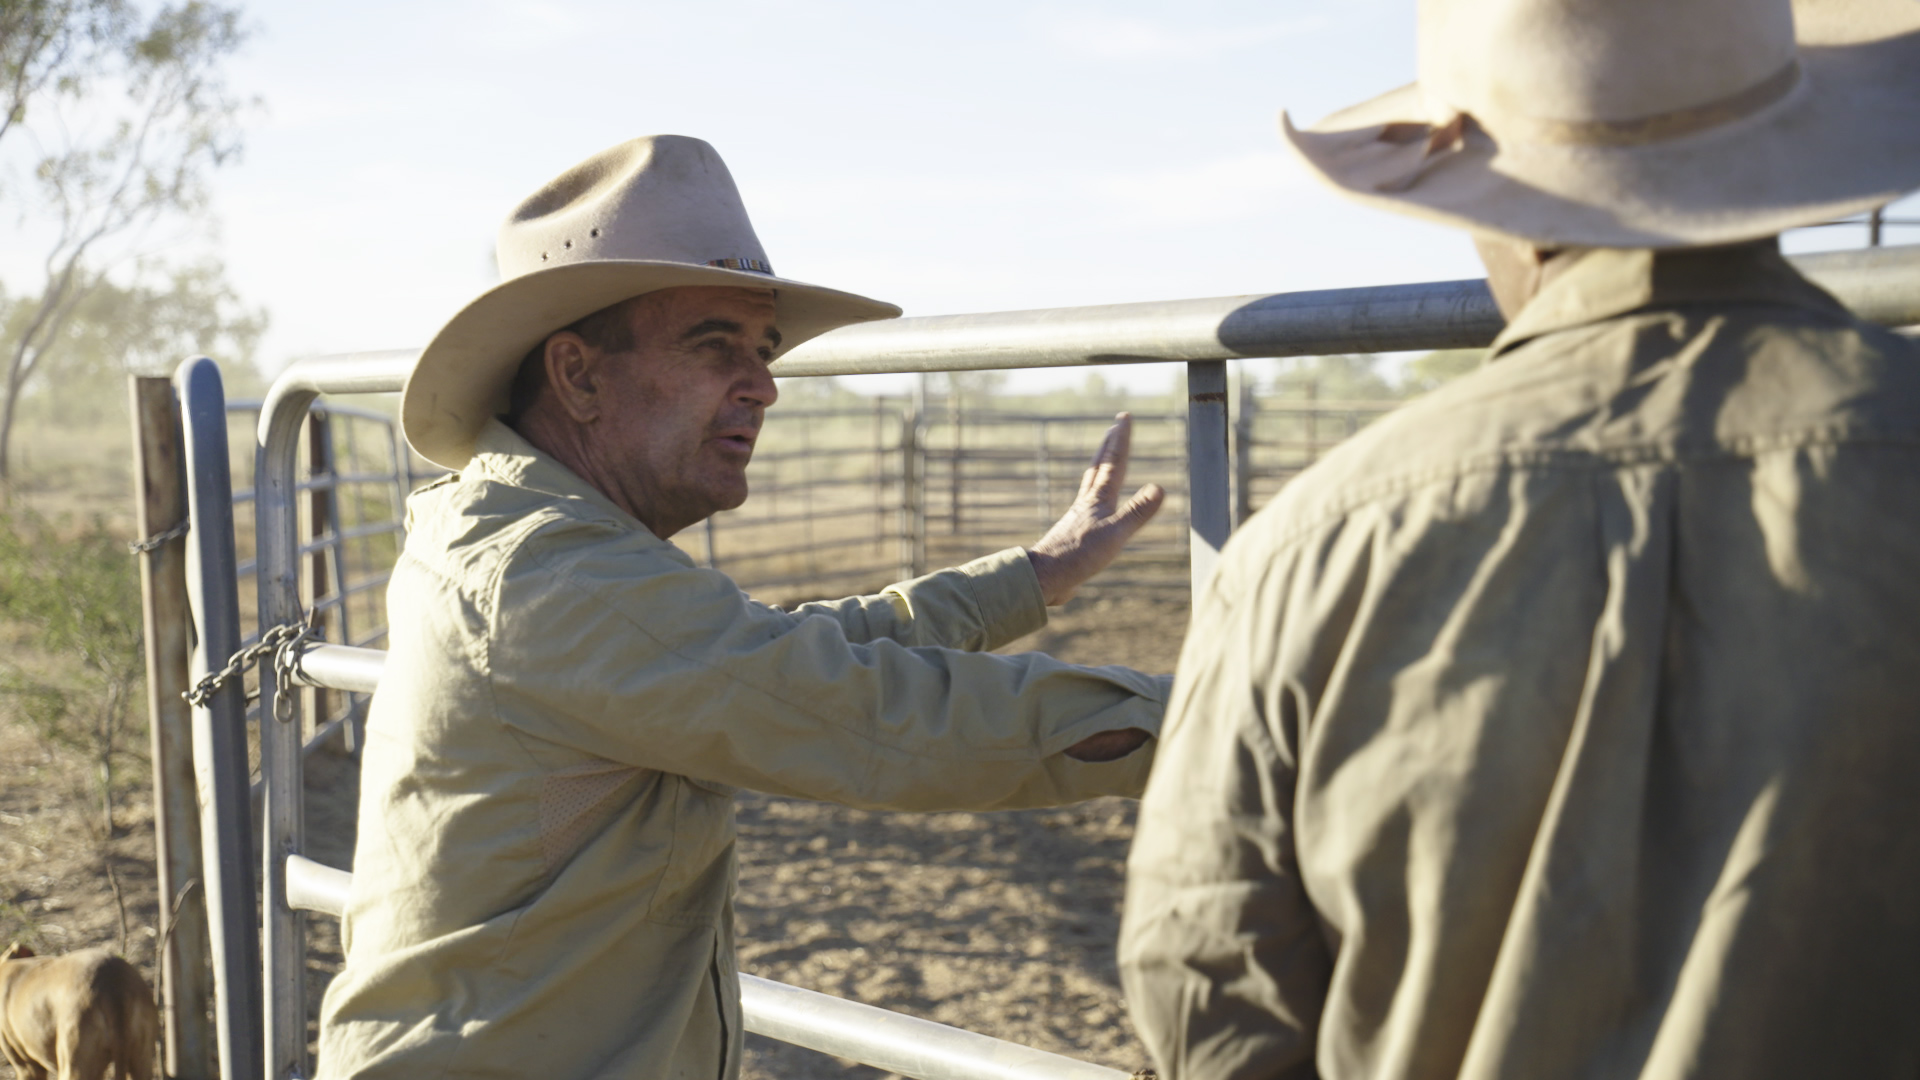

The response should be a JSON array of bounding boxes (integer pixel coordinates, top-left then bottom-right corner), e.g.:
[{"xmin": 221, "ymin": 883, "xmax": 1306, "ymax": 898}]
[{"xmin": 1120, "ymin": 244, "xmax": 1920, "ymax": 1080}]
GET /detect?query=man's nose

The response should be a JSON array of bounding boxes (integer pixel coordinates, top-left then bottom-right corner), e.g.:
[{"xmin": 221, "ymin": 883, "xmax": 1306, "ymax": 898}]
[{"xmin": 736, "ymin": 361, "xmax": 778, "ymax": 408}]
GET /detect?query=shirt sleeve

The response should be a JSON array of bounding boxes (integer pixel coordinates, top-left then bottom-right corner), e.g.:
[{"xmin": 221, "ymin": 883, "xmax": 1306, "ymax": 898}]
[
  {"xmin": 486, "ymin": 519, "xmax": 1164, "ymax": 811},
  {"xmin": 1118, "ymin": 540, "xmax": 1330, "ymax": 1080},
  {"xmin": 773, "ymin": 547, "xmax": 1048, "ymax": 653}
]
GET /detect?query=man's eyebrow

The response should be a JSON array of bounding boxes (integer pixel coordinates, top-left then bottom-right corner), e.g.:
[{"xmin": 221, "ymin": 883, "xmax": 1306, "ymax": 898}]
[
  {"xmin": 680, "ymin": 318, "xmax": 744, "ymax": 340},
  {"xmin": 681, "ymin": 318, "xmax": 782, "ymax": 350}
]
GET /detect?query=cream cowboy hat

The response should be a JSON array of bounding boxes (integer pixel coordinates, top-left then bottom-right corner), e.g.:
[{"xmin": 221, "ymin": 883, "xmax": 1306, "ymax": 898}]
[
  {"xmin": 401, "ymin": 135, "xmax": 901, "ymax": 469},
  {"xmin": 1283, "ymin": 0, "xmax": 1920, "ymax": 248}
]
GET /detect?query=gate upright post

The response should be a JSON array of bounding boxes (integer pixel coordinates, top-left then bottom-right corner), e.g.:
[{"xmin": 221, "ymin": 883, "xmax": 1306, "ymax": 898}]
[
  {"xmin": 1187, "ymin": 361, "xmax": 1232, "ymax": 595},
  {"xmin": 258, "ymin": 385, "xmax": 320, "ymax": 1080},
  {"xmin": 173, "ymin": 357, "xmax": 264, "ymax": 1080},
  {"xmin": 305, "ymin": 411, "xmax": 333, "ymax": 745},
  {"xmin": 130, "ymin": 376, "xmax": 215, "ymax": 1080}
]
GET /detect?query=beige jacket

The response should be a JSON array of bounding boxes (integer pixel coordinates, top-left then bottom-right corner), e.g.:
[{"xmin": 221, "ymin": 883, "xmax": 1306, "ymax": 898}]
[
  {"xmin": 1120, "ymin": 241, "xmax": 1920, "ymax": 1080},
  {"xmin": 318, "ymin": 421, "xmax": 1166, "ymax": 1080}
]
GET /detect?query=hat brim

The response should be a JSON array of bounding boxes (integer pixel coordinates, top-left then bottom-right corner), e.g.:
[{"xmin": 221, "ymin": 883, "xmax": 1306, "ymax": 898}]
[
  {"xmin": 1283, "ymin": 6, "xmax": 1920, "ymax": 247},
  {"xmin": 401, "ymin": 261, "xmax": 900, "ymax": 469}
]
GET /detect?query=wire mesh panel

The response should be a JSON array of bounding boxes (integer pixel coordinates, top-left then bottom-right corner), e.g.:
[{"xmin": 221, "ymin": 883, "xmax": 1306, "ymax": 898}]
[
  {"xmin": 701, "ymin": 400, "xmax": 919, "ymax": 603},
  {"xmin": 223, "ymin": 399, "xmax": 443, "ymax": 755}
]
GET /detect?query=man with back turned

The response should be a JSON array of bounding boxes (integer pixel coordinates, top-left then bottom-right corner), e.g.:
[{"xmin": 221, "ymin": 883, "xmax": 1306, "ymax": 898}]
[{"xmin": 1121, "ymin": 1, "xmax": 1920, "ymax": 1077}]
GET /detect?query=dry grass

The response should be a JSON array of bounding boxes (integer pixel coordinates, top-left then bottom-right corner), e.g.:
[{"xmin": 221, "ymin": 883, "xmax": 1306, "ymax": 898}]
[{"xmin": 2, "ymin": 383, "xmax": 1383, "ymax": 1080}]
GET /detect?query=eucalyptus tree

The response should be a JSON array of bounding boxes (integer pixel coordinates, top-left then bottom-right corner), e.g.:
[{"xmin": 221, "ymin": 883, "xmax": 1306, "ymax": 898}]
[{"xmin": 0, "ymin": 0, "xmax": 254, "ymax": 485}]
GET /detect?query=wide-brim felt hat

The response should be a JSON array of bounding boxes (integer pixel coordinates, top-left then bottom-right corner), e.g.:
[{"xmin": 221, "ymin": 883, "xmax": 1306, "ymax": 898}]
[
  {"xmin": 402, "ymin": 135, "xmax": 901, "ymax": 470},
  {"xmin": 1283, "ymin": 0, "xmax": 1920, "ymax": 248}
]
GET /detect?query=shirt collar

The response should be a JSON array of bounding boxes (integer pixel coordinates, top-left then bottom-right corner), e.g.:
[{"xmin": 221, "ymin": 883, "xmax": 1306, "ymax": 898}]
[
  {"xmin": 1490, "ymin": 239, "xmax": 1851, "ymax": 357},
  {"xmin": 465, "ymin": 418, "xmax": 659, "ymax": 539}
]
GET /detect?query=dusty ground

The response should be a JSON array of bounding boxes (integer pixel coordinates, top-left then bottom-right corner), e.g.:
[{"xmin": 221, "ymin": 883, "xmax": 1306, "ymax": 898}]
[{"xmin": 0, "ymin": 582, "xmax": 1188, "ymax": 1080}]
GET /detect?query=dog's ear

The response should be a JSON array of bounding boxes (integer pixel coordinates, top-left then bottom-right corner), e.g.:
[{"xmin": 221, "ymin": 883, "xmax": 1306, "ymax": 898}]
[{"xmin": 1, "ymin": 942, "xmax": 33, "ymax": 960}]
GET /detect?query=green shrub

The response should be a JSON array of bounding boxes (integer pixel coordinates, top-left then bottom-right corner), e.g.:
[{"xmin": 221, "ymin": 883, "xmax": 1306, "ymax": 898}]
[{"xmin": 0, "ymin": 512, "xmax": 145, "ymax": 832}]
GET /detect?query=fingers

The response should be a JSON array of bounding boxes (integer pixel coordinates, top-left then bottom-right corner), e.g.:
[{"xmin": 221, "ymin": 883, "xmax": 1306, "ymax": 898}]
[
  {"xmin": 1081, "ymin": 413, "xmax": 1134, "ymax": 505},
  {"xmin": 1120, "ymin": 482, "xmax": 1165, "ymax": 526}
]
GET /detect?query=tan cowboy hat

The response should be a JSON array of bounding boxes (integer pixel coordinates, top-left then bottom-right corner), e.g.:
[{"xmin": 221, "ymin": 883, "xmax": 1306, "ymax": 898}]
[
  {"xmin": 1283, "ymin": 0, "xmax": 1920, "ymax": 248},
  {"xmin": 401, "ymin": 135, "xmax": 901, "ymax": 469}
]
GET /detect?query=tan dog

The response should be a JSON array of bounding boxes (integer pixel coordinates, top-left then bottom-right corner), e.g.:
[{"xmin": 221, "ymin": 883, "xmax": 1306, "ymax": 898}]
[{"xmin": 0, "ymin": 944, "xmax": 155, "ymax": 1080}]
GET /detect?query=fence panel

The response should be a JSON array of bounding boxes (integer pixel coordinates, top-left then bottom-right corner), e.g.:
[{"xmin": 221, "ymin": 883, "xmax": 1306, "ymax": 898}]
[{"xmin": 173, "ymin": 242, "xmax": 1920, "ymax": 1080}]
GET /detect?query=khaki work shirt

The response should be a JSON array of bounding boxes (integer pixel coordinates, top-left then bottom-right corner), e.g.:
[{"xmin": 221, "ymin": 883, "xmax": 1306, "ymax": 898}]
[
  {"xmin": 1120, "ymin": 242, "xmax": 1920, "ymax": 1079},
  {"xmin": 318, "ymin": 421, "xmax": 1167, "ymax": 1080}
]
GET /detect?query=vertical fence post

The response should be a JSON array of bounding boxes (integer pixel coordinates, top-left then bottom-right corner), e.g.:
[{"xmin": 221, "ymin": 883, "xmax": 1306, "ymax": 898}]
[
  {"xmin": 899, "ymin": 400, "xmax": 919, "ymax": 582},
  {"xmin": 1035, "ymin": 420, "xmax": 1051, "ymax": 526},
  {"xmin": 801, "ymin": 418, "xmax": 818, "ymax": 579},
  {"xmin": 910, "ymin": 377, "xmax": 929, "ymax": 578},
  {"xmin": 872, "ymin": 397, "xmax": 885, "ymax": 554},
  {"xmin": 946, "ymin": 384, "xmax": 963, "ymax": 538},
  {"xmin": 1187, "ymin": 361, "xmax": 1232, "ymax": 595},
  {"xmin": 1304, "ymin": 376, "xmax": 1320, "ymax": 464},
  {"xmin": 328, "ymin": 414, "xmax": 352, "ymax": 656},
  {"xmin": 130, "ymin": 376, "xmax": 215, "ymax": 1080},
  {"xmin": 1234, "ymin": 376, "xmax": 1257, "ymax": 526},
  {"xmin": 305, "ymin": 411, "xmax": 333, "ymax": 745},
  {"xmin": 173, "ymin": 357, "xmax": 263, "ymax": 1080}
]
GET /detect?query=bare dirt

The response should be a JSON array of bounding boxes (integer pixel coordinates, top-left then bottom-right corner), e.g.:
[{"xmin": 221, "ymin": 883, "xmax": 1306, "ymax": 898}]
[{"xmin": 0, "ymin": 583, "xmax": 1188, "ymax": 1080}]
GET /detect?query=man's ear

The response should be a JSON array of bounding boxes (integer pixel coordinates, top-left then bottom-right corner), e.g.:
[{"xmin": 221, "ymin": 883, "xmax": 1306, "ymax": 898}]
[{"xmin": 543, "ymin": 332, "xmax": 604, "ymax": 425}]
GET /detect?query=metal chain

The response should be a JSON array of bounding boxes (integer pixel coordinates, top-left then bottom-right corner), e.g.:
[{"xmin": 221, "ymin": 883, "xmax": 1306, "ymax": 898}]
[
  {"xmin": 128, "ymin": 519, "xmax": 191, "ymax": 555},
  {"xmin": 182, "ymin": 617, "xmax": 320, "ymax": 722}
]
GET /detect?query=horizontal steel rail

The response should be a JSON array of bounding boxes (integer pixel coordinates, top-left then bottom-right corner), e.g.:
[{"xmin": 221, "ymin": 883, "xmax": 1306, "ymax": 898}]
[
  {"xmin": 280, "ymin": 851, "xmax": 1125, "ymax": 1080},
  {"xmin": 290, "ymin": 644, "xmax": 385, "ymax": 694},
  {"xmin": 772, "ymin": 245, "xmax": 1920, "ymax": 376},
  {"xmin": 258, "ymin": 246, "xmax": 1920, "ymax": 395}
]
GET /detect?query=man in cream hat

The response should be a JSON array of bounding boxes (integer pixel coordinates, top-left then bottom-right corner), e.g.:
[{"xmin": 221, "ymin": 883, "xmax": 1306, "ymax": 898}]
[
  {"xmin": 318, "ymin": 135, "xmax": 1168, "ymax": 1079},
  {"xmin": 1122, "ymin": 1, "xmax": 1920, "ymax": 1077}
]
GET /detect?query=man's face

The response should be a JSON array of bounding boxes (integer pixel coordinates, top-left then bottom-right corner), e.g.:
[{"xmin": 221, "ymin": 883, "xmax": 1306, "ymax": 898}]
[{"xmin": 586, "ymin": 285, "xmax": 781, "ymax": 535}]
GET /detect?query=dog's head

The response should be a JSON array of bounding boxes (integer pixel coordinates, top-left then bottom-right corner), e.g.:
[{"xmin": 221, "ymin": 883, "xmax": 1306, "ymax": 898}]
[{"xmin": 0, "ymin": 943, "xmax": 34, "ymax": 962}]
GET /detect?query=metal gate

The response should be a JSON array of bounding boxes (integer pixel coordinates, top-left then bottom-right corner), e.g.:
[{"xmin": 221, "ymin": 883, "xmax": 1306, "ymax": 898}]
[{"xmin": 168, "ymin": 244, "xmax": 1920, "ymax": 1080}]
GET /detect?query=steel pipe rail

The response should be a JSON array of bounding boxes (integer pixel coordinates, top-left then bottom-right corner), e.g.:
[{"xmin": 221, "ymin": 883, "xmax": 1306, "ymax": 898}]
[
  {"xmin": 286, "ymin": 854, "xmax": 352, "ymax": 917},
  {"xmin": 770, "ymin": 245, "xmax": 1920, "ymax": 376},
  {"xmin": 741, "ymin": 974, "xmax": 1128, "ymax": 1080},
  {"xmin": 259, "ymin": 246, "xmax": 1920, "ymax": 396},
  {"xmin": 779, "ymin": 278, "xmax": 1500, "ymax": 376},
  {"xmin": 282, "ymin": 856, "xmax": 1124, "ymax": 1080},
  {"xmin": 290, "ymin": 644, "xmax": 386, "ymax": 694}
]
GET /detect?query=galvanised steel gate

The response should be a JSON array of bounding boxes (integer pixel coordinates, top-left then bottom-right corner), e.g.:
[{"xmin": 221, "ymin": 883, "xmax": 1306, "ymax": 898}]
[{"xmin": 173, "ymin": 244, "xmax": 1920, "ymax": 1080}]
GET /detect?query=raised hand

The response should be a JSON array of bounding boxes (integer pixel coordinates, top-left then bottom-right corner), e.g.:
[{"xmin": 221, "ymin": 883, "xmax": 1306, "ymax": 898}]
[{"xmin": 1025, "ymin": 413, "xmax": 1166, "ymax": 606}]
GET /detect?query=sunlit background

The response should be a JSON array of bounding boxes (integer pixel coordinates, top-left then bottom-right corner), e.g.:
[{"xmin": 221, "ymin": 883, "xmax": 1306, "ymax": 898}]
[{"xmin": 3, "ymin": 0, "xmax": 1911, "ymax": 399}]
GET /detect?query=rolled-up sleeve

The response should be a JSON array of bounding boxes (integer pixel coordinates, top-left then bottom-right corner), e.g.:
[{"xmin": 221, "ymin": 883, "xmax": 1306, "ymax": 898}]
[
  {"xmin": 488, "ymin": 519, "xmax": 1164, "ymax": 810},
  {"xmin": 1120, "ymin": 551, "xmax": 1329, "ymax": 1080}
]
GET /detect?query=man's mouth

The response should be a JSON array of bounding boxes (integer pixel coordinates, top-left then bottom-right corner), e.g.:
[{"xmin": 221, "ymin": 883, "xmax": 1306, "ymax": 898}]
[{"xmin": 711, "ymin": 429, "xmax": 757, "ymax": 453}]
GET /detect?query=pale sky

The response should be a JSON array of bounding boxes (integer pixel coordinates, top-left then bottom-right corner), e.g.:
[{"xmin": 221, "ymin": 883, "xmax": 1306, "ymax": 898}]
[
  {"xmin": 210, "ymin": 0, "xmax": 1471, "ymax": 394},
  {"xmin": 15, "ymin": 0, "xmax": 1918, "ymax": 393}
]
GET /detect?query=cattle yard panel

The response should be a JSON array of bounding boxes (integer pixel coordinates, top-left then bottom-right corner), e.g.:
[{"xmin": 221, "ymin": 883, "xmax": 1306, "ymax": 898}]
[{"xmin": 171, "ymin": 243, "xmax": 1920, "ymax": 1080}]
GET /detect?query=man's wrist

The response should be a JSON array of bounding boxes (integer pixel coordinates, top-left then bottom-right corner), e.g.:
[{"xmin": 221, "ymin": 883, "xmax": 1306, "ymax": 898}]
[{"xmin": 1025, "ymin": 547, "xmax": 1063, "ymax": 606}]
